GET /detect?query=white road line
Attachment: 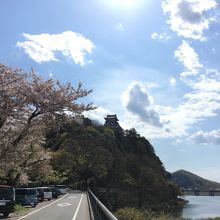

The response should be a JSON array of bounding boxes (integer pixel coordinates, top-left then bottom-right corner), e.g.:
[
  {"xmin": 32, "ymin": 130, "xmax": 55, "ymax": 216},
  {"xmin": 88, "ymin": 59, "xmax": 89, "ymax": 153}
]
[
  {"xmin": 68, "ymin": 196, "xmax": 77, "ymax": 199},
  {"xmin": 72, "ymin": 193, "xmax": 84, "ymax": 220},
  {"xmin": 17, "ymin": 193, "xmax": 69, "ymax": 220}
]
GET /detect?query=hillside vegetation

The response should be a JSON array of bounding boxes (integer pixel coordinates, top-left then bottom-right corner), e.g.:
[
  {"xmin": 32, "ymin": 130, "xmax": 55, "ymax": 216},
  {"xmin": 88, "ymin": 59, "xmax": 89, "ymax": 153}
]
[
  {"xmin": 0, "ymin": 64, "xmax": 181, "ymax": 212},
  {"xmin": 172, "ymin": 170, "xmax": 220, "ymax": 190},
  {"xmin": 46, "ymin": 118, "xmax": 181, "ymax": 210}
]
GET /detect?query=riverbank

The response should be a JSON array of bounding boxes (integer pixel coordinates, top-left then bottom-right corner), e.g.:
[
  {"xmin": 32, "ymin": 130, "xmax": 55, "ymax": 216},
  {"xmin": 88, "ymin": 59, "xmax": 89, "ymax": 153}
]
[
  {"xmin": 115, "ymin": 207, "xmax": 220, "ymax": 220},
  {"xmin": 115, "ymin": 196, "xmax": 220, "ymax": 220},
  {"xmin": 114, "ymin": 197, "xmax": 188, "ymax": 220}
]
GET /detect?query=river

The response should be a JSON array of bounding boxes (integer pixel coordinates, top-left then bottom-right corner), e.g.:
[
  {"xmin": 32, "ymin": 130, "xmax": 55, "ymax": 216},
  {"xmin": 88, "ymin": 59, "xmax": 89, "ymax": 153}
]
[{"xmin": 180, "ymin": 196, "xmax": 220, "ymax": 219}]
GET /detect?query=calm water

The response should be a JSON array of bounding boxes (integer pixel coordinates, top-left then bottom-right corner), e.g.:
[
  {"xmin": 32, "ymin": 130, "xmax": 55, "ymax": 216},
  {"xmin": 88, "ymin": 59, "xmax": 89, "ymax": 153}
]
[{"xmin": 180, "ymin": 196, "xmax": 220, "ymax": 219}]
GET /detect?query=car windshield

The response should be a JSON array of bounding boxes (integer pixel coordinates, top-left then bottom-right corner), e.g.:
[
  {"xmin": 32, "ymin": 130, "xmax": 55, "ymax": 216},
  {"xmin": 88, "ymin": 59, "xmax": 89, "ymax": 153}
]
[
  {"xmin": 57, "ymin": 185, "xmax": 66, "ymax": 189},
  {"xmin": 43, "ymin": 188, "xmax": 51, "ymax": 192},
  {"xmin": 16, "ymin": 189, "xmax": 36, "ymax": 196},
  {"xmin": 26, "ymin": 189, "xmax": 37, "ymax": 195},
  {"xmin": 37, "ymin": 188, "xmax": 44, "ymax": 194},
  {"xmin": 16, "ymin": 189, "xmax": 26, "ymax": 195},
  {"xmin": 0, "ymin": 187, "xmax": 14, "ymax": 200}
]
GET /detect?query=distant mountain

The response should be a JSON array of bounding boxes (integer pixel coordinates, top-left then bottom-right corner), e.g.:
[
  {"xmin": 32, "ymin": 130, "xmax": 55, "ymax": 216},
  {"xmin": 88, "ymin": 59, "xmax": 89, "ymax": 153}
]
[{"xmin": 171, "ymin": 169, "xmax": 220, "ymax": 190}]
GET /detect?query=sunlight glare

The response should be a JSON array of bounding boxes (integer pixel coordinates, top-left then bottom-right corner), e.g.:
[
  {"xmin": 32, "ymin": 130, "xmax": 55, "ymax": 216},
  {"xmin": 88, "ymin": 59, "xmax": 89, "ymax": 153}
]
[{"xmin": 103, "ymin": 0, "xmax": 143, "ymax": 10}]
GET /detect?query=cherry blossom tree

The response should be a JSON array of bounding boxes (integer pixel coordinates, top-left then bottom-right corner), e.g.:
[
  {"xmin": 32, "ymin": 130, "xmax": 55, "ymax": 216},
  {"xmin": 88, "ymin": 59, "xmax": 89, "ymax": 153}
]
[{"xmin": 0, "ymin": 64, "xmax": 94, "ymax": 185}]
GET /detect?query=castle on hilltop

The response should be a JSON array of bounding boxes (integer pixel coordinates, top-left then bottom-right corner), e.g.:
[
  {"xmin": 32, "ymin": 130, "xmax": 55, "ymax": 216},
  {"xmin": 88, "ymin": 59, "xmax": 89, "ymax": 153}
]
[{"xmin": 104, "ymin": 114, "xmax": 122, "ymax": 129}]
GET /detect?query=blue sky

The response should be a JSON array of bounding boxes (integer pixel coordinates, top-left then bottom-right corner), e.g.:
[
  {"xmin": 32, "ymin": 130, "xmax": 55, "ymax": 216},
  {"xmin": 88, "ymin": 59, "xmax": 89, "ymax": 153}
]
[{"xmin": 1, "ymin": 0, "xmax": 220, "ymax": 181}]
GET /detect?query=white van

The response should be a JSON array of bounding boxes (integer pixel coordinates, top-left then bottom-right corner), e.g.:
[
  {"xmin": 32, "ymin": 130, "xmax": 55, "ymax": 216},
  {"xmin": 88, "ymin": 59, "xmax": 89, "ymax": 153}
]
[
  {"xmin": 38, "ymin": 187, "xmax": 52, "ymax": 200},
  {"xmin": 57, "ymin": 185, "xmax": 66, "ymax": 194}
]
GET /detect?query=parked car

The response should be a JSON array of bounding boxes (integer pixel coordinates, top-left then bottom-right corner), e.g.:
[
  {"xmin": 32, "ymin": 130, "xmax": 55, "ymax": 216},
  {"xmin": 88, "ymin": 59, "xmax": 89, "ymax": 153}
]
[
  {"xmin": 15, "ymin": 188, "xmax": 38, "ymax": 207},
  {"xmin": 0, "ymin": 185, "xmax": 15, "ymax": 217},
  {"xmin": 37, "ymin": 187, "xmax": 52, "ymax": 200},
  {"xmin": 56, "ymin": 185, "xmax": 67, "ymax": 194},
  {"xmin": 50, "ymin": 186, "xmax": 59, "ymax": 199},
  {"xmin": 36, "ymin": 188, "xmax": 44, "ymax": 202}
]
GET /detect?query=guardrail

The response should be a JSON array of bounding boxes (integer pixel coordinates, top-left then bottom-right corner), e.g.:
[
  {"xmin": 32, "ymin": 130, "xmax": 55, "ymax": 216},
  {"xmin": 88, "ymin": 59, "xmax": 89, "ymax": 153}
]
[{"xmin": 88, "ymin": 189, "xmax": 118, "ymax": 220}]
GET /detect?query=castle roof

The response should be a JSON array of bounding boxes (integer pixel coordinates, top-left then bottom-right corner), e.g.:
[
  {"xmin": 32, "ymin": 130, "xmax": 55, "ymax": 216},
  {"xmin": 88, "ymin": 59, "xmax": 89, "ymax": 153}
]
[{"xmin": 104, "ymin": 114, "xmax": 119, "ymax": 121}]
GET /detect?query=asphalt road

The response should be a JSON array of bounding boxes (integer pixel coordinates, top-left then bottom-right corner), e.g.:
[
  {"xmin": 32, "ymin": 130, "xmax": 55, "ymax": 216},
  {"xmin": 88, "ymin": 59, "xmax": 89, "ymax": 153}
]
[{"xmin": 16, "ymin": 191, "xmax": 91, "ymax": 220}]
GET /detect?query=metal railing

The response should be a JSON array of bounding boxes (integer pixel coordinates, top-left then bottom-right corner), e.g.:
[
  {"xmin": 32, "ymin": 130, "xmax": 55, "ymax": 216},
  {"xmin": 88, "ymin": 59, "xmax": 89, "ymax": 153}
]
[{"xmin": 88, "ymin": 189, "xmax": 118, "ymax": 220}]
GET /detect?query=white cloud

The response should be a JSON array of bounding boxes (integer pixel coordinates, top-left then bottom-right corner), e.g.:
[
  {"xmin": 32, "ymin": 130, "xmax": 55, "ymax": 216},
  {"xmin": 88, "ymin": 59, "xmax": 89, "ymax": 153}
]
[
  {"xmin": 161, "ymin": 100, "xmax": 220, "ymax": 137},
  {"xmin": 191, "ymin": 77, "xmax": 220, "ymax": 92},
  {"xmin": 184, "ymin": 91, "xmax": 220, "ymax": 102},
  {"xmin": 170, "ymin": 77, "xmax": 176, "ymax": 86},
  {"xmin": 120, "ymin": 112, "xmax": 171, "ymax": 139},
  {"xmin": 16, "ymin": 31, "xmax": 95, "ymax": 65},
  {"xmin": 212, "ymin": 48, "xmax": 216, "ymax": 54},
  {"xmin": 118, "ymin": 69, "xmax": 220, "ymax": 138},
  {"xmin": 162, "ymin": 0, "xmax": 217, "ymax": 40},
  {"xmin": 121, "ymin": 81, "xmax": 163, "ymax": 127},
  {"xmin": 79, "ymin": 42, "xmax": 220, "ymax": 140},
  {"xmin": 174, "ymin": 42, "xmax": 220, "ymax": 91},
  {"xmin": 174, "ymin": 40, "xmax": 203, "ymax": 78},
  {"xmin": 190, "ymin": 129, "xmax": 220, "ymax": 145},
  {"xmin": 83, "ymin": 106, "xmax": 112, "ymax": 125},
  {"xmin": 120, "ymin": 43, "xmax": 220, "ymax": 139},
  {"xmin": 115, "ymin": 23, "xmax": 125, "ymax": 31},
  {"xmin": 117, "ymin": 52, "xmax": 220, "ymax": 139},
  {"xmin": 120, "ymin": 85, "xmax": 220, "ymax": 139},
  {"xmin": 146, "ymin": 82, "xmax": 159, "ymax": 90},
  {"xmin": 151, "ymin": 32, "xmax": 171, "ymax": 41},
  {"xmin": 169, "ymin": 41, "xmax": 220, "ymax": 138}
]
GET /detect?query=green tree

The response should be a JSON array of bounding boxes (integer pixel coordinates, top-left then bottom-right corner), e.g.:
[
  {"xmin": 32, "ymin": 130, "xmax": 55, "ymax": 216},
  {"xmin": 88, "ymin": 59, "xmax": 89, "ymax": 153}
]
[{"xmin": 51, "ymin": 124, "xmax": 113, "ymax": 187}]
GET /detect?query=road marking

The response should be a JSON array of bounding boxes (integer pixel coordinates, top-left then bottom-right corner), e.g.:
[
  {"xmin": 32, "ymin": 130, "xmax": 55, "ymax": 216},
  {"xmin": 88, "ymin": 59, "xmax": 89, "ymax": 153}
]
[
  {"xmin": 17, "ymin": 193, "xmax": 69, "ymax": 220},
  {"xmin": 68, "ymin": 196, "xmax": 77, "ymax": 199},
  {"xmin": 72, "ymin": 193, "xmax": 84, "ymax": 220},
  {"xmin": 57, "ymin": 203, "xmax": 71, "ymax": 207}
]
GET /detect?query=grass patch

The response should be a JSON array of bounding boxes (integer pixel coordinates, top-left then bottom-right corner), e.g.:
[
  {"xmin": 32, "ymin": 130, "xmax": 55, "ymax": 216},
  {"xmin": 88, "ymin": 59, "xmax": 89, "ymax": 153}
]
[
  {"xmin": 15, "ymin": 204, "xmax": 29, "ymax": 214},
  {"xmin": 115, "ymin": 207, "xmax": 220, "ymax": 220},
  {"xmin": 115, "ymin": 208, "xmax": 184, "ymax": 220},
  {"xmin": 115, "ymin": 207, "xmax": 151, "ymax": 220}
]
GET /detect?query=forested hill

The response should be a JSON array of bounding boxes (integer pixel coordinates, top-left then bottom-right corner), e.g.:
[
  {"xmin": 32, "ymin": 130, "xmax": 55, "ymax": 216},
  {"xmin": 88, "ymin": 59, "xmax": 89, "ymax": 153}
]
[
  {"xmin": 0, "ymin": 64, "xmax": 180, "ymax": 211},
  {"xmin": 45, "ymin": 118, "xmax": 180, "ymax": 209},
  {"xmin": 171, "ymin": 170, "xmax": 220, "ymax": 190}
]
